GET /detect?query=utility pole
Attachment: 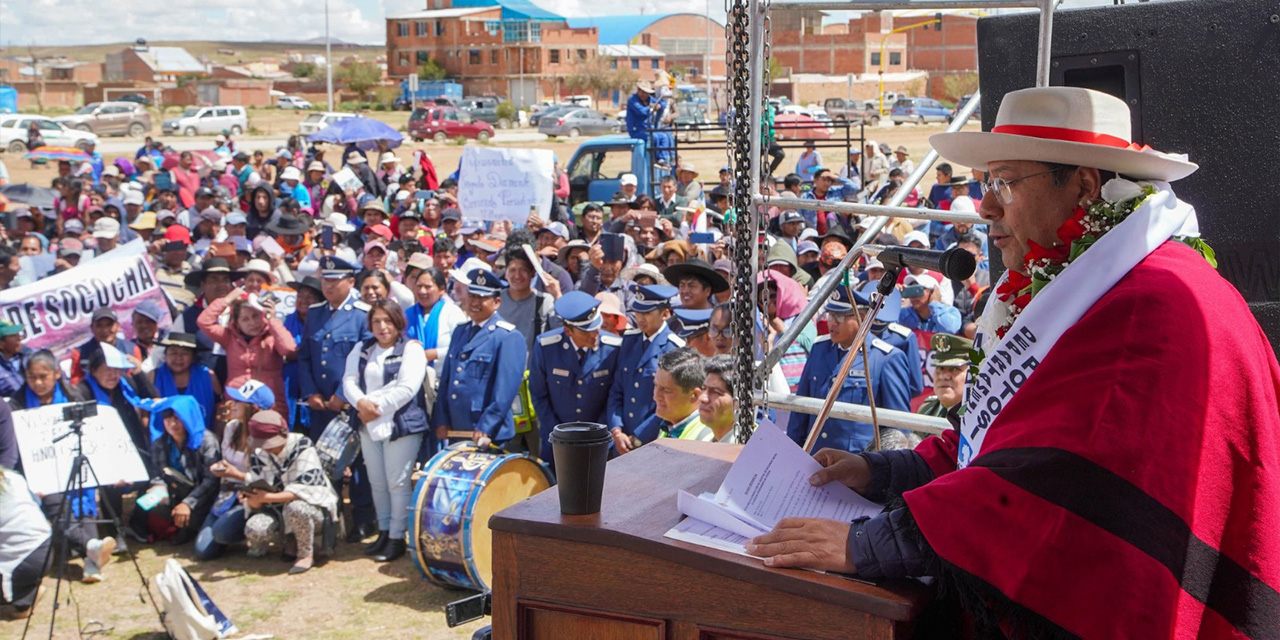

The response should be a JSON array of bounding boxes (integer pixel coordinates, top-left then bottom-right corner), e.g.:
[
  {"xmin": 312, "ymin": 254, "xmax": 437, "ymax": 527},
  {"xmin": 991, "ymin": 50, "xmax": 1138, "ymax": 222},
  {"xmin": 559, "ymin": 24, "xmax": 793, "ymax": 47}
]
[
  {"xmin": 877, "ymin": 18, "xmax": 940, "ymax": 113},
  {"xmin": 325, "ymin": 0, "xmax": 334, "ymax": 112},
  {"xmin": 27, "ymin": 44, "xmax": 44, "ymax": 114},
  {"xmin": 704, "ymin": 0, "xmax": 712, "ymax": 113}
]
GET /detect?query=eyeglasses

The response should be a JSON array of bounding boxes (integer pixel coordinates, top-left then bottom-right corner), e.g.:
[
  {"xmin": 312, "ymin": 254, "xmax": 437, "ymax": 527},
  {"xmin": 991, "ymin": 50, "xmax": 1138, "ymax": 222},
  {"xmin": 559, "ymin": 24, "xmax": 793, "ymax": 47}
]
[
  {"xmin": 982, "ymin": 167, "xmax": 1068, "ymax": 205},
  {"xmin": 710, "ymin": 326, "xmax": 733, "ymax": 339}
]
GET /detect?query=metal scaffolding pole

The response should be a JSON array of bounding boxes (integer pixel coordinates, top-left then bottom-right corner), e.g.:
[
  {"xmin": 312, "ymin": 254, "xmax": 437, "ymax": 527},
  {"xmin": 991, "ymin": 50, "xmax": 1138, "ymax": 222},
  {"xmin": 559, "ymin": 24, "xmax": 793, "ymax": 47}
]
[
  {"xmin": 755, "ymin": 392, "xmax": 950, "ymax": 435},
  {"xmin": 758, "ymin": 91, "xmax": 983, "ymax": 378},
  {"xmin": 753, "ymin": 196, "xmax": 986, "ymax": 225}
]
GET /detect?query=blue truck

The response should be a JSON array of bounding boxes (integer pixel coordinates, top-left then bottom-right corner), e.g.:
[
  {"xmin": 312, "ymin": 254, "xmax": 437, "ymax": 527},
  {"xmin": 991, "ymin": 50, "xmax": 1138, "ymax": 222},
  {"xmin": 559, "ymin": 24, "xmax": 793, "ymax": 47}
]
[
  {"xmin": 563, "ymin": 135, "xmax": 672, "ymax": 205},
  {"xmin": 395, "ymin": 79, "xmax": 464, "ymax": 111}
]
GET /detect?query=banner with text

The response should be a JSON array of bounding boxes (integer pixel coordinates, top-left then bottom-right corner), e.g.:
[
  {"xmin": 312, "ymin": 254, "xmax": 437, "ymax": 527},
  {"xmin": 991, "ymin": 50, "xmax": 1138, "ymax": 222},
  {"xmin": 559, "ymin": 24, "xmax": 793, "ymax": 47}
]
[
  {"xmin": 0, "ymin": 240, "xmax": 171, "ymax": 358},
  {"xmin": 14, "ymin": 404, "xmax": 150, "ymax": 495},
  {"xmin": 457, "ymin": 146, "xmax": 554, "ymax": 222}
]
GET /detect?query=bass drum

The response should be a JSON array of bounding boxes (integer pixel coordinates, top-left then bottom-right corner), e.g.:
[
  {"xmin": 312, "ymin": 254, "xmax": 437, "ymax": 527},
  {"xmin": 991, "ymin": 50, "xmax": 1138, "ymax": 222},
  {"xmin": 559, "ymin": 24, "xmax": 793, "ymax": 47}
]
[{"xmin": 409, "ymin": 443, "xmax": 552, "ymax": 591}]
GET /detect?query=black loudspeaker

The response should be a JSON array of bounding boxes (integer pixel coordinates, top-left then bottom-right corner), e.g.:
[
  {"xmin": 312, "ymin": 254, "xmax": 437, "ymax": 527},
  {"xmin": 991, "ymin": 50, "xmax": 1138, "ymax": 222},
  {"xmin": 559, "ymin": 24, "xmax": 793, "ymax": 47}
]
[{"xmin": 977, "ymin": 0, "xmax": 1280, "ymax": 352}]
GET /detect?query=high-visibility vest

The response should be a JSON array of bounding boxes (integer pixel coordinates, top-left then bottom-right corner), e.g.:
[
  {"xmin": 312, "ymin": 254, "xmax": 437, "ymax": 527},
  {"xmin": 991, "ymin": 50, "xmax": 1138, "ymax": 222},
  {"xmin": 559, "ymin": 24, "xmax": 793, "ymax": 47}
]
[{"xmin": 511, "ymin": 371, "xmax": 536, "ymax": 434}]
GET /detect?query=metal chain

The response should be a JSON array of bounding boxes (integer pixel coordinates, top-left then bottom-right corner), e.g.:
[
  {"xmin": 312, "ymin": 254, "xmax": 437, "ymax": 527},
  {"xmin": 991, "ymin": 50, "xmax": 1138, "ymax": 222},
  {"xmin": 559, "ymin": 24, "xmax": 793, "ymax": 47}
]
[
  {"xmin": 756, "ymin": 0, "xmax": 774, "ymax": 434},
  {"xmin": 726, "ymin": 0, "xmax": 757, "ymax": 444}
]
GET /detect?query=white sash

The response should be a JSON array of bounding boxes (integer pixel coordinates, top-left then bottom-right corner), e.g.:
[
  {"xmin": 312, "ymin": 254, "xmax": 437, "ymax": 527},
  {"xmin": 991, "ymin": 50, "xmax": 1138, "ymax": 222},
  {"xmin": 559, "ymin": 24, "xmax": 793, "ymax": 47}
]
[{"xmin": 958, "ymin": 185, "xmax": 1198, "ymax": 469}]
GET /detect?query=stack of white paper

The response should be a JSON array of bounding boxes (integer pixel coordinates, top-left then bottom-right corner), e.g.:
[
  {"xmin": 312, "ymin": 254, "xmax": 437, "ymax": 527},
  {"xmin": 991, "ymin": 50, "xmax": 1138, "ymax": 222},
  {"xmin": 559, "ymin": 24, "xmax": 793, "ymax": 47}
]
[{"xmin": 663, "ymin": 422, "xmax": 883, "ymax": 557}]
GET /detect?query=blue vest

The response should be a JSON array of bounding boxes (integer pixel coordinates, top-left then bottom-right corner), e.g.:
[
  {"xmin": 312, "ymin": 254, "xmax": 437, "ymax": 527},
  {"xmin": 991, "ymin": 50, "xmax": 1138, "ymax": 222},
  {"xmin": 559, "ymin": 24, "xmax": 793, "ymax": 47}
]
[{"xmin": 355, "ymin": 336, "xmax": 428, "ymax": 441}]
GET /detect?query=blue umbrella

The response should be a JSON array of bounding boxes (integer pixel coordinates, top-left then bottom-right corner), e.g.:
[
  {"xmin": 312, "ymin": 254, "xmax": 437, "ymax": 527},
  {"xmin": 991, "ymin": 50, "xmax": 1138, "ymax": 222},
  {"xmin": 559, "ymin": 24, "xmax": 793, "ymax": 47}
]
[{"xmin": 307, "ymin": 116, "xmax": 404, "ymax": 151}]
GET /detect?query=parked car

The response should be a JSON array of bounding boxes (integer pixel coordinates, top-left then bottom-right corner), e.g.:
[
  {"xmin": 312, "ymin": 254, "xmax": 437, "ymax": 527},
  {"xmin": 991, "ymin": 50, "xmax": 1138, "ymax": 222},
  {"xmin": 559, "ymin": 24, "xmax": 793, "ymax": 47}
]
[
  {"xmin": 952, "ymin": 93, "xmax": 982, "ymax": 121},
  {"xmin": 772, "ymin": 112, "xmax": 834, "ymax": 140},
  {"xmin": 162, "ymin": 105, "xmax": 248, "ymax": 136},
  {"xmin": 890, "ymin": 97, "xmax": 951, "ymax": 125},
  {"xmin": 55, "ymin": 101, "xmax": 152, "ymax": 137},
  {"xmin": 278, "ymin": 95, "xmax": 313, "ymax": 110},
  {"xmin": 0, "ymin": 116, "xmax": 99, "ymax": 153},
  {"xmin": 539, "ymin": 108, "xmax": 620, "ymax": 139},
  {"xmin": 823, "ymin": 98, "xmax": 880, "ymax": 126},
  {"xmin": 298, "ymin": 111, "xmax": 355, "ymax": 135},
  {"xmin": 459, "ymin": 96, "xmax": 511, "ymax": 129},
  {"xmin": 530, "ymin": 104, "xmax": 579, "ymax": 128},
  {"xmin": 408, "ymin": 106, "xmax": 495, "ymax": 143},
  {"xmin": 672, "ymin": 102, "xmax": 709, "ymax": 142},
  {"xmin": 118, "ymin": 93, "xmax": 152, "ymax": 106}
]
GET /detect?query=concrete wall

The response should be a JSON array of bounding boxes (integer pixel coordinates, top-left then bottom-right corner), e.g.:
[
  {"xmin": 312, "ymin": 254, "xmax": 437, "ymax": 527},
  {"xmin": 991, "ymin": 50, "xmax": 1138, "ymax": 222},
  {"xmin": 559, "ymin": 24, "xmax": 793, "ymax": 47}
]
[
  {"xmin": 774, "ymin": 72, "xmax": 929, "ymax": 106},
  {"xmin": 8, "ymin": 82, "xmax": 81, "ymax": 110}
]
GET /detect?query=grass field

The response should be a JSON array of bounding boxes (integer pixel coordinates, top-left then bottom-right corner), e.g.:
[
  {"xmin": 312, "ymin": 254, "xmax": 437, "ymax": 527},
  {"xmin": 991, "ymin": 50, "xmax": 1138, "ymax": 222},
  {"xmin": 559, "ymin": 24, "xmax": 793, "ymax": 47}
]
[{"xmin": 12, "ymin": 40, "xmax": 383, "ymax": 69}]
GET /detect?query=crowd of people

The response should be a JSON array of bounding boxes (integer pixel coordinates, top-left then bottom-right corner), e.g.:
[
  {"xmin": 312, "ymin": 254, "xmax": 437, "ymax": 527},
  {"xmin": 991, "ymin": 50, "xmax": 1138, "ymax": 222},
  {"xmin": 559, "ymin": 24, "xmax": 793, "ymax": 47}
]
[{"xmin": 0, "ymin": 107, "xmax": 989, "ymax": 620}]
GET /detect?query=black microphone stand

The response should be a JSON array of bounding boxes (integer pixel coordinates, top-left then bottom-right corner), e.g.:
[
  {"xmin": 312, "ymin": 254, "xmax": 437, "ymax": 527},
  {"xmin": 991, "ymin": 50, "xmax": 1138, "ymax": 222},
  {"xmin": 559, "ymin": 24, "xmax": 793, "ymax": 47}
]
[
  {"xmin": 802, "ymin": 265, "xmax": 903, "ymax": 453},
  {"xmin": 22, "ymin": 408, "xmax": 162, "ymax": 640}
]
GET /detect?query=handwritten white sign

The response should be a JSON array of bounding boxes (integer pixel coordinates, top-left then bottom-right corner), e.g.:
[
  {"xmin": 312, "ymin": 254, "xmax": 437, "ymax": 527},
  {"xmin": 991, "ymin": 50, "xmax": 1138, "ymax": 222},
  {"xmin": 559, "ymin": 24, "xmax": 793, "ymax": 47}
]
[
  {"xmin": 457, "ymin": 146, "xmax": 553, "ymax": 222},
  {"xmin": 14, "ymin": 404, "xmax": 150, "ymax": 495}
]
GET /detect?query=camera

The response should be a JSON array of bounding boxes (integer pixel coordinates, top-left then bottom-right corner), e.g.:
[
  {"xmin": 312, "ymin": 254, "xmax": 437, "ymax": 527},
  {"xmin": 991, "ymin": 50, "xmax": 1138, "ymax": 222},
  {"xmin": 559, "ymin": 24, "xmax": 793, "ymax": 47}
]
[{"xmin": 62, "ymin": 401, "xmax": 98, "ymax": 423}]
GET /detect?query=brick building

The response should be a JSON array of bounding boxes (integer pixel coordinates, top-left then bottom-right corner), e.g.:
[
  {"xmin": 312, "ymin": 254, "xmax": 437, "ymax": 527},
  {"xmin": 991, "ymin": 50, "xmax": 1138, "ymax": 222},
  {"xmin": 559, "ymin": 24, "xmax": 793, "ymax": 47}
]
[
  {"xmin": 567, "ymin": 13, "xmax": 726, "ymax": 81},
  {"xmin": 904, "ymin": 13, "xmax": 979, "ymax": 73},
  {"xmin": 770, "ymin": 11, "xmax": 977, "ymax": 76},
  {"xmin": 386, "ymin": 0, "xmax": 597, "ymax": 105},
  {"xmin": 105, "ymin": 45, "xmax": 206, "ymax": 83}
]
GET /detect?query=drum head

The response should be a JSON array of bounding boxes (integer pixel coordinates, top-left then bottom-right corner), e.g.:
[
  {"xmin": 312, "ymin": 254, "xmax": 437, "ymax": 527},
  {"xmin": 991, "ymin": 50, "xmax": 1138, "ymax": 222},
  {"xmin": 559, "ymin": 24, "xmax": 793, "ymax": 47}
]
[{"xmin": 469, "ymin": 456, "xmax": 551, "ymax": 589}]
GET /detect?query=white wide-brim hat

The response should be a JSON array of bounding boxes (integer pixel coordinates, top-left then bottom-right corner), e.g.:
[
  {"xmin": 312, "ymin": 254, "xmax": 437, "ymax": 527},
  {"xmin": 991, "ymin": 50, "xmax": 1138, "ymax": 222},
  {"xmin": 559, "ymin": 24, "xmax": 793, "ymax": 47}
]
[{"xmin": 930, "ymin": 87, "xmax": 1197, "ymax": 182}]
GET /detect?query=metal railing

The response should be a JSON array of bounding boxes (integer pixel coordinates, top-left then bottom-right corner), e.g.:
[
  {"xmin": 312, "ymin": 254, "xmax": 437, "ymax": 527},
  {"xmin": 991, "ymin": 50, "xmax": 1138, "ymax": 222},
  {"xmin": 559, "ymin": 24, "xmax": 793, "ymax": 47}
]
[
  {"xmin": 740, "ymin": 0, "xmax": 1057, "ymax": 433},
  {"xmin": 756, "ymin": 392, "xmax": 950, "ymax": 435}
]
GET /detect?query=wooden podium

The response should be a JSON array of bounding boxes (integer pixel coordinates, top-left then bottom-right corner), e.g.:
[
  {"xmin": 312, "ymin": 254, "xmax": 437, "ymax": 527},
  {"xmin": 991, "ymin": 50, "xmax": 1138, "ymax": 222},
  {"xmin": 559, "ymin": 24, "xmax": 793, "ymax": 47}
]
[{"xmin": 489, "ymin": 439, "xmax": 932, "ymax": 640}]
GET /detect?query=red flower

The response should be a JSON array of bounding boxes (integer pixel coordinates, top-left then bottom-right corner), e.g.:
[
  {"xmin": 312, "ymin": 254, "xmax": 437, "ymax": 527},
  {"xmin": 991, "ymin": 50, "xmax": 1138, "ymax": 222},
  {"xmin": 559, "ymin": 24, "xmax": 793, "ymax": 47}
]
[
  {"xmin": 1025, "ymin": 239, "xmax": 1070, "ymax": 264},
  {"xmin": 997, "ymin": 270, "xmax": 1031, "ymax": 299},
  {"xmin": 1012, "ymin": 293, "xmax": 1033, "ymax": 310},
  {"xmin": 1056, "ymin": 206, "xmax": 1088, "ymax": 246}
]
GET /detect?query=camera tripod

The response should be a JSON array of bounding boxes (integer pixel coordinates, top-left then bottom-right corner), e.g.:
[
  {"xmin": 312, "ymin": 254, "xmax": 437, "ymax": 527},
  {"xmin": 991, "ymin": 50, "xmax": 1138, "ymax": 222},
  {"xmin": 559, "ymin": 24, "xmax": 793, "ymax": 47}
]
[{"xmin": 21, "ymin": 410, "xmax": 163, "ymax": 640}]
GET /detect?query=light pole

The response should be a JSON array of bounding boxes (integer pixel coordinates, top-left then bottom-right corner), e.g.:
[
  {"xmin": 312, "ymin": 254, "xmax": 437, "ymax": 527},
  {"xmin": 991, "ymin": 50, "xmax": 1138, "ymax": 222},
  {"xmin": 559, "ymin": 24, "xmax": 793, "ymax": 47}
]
[
  {"xmin": 325, "ymin": 0, "xmax": 334, "ymax": 112},
  {"xmin": 705, "ymin": 0, "xmax": 712, "ymax": 112},
  {"xmin": 876, "ymin": 18, "xmax": 940, "ymax": 114}
]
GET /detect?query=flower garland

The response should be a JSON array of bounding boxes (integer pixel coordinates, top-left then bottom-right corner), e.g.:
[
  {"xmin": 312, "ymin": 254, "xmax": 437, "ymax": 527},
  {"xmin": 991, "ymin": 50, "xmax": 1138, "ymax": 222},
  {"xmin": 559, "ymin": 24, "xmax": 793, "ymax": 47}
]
[{"xmin": 977, "ymin": 178, "xmax": 1217, "ymax": 349}]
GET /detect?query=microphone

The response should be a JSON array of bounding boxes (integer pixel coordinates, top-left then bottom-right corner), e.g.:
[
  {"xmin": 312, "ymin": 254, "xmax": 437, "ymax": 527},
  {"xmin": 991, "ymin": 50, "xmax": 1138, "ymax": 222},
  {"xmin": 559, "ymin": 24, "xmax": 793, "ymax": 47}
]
[{"xmin": 874, "ymin": 246, "xmax": 976, "ymax": 282}]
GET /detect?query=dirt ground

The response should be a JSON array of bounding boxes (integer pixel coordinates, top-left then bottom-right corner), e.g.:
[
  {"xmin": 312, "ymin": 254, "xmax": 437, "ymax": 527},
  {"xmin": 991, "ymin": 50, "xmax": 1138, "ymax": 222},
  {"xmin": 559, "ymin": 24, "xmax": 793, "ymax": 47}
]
[
  {"xmin": 2, "ymin": 535, "xmax": 487, "ymax": 640},
  {"xmin": 4, "ymin": 116, "xmax": 972, "ymax": 194},
  {"xmin": 0, "ymin": 120, "xmax": 970, "ymax": 640}
]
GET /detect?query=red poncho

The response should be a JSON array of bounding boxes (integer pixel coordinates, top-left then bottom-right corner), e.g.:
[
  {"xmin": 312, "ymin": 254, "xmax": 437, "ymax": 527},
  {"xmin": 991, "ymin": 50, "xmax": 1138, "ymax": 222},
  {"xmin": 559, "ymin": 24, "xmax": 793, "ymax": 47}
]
[{"xmin": 907, "ymin": 242, "xmax": 1280, "ymax": 639}]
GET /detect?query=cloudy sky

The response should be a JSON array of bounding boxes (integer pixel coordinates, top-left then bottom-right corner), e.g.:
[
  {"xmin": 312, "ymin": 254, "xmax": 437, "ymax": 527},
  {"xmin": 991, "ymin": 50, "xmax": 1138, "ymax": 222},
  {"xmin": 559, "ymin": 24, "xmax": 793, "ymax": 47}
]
[{"xmin": 0, "ymin": 0, "xmax": 1123, "ymax": 47}]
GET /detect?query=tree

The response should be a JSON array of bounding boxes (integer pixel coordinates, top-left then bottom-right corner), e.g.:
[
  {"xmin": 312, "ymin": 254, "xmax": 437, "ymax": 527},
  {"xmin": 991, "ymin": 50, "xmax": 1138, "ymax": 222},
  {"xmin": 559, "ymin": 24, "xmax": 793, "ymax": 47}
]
[
  {"xmin": 767, "ymin": 57, "xmax": 787, "ymax": 81},
  {"xmin": 337, "ymin": 60, "xmax": 382, "ymax": 101},
  {"xmin": 418, "ymin": 58, "xmax": 448, "ymax": 81},
  {"xmin": 293, "ymin": 62, "xmax": 318, "ymax": 79},
  {"xmin": 942, "ymin": 72, "xmax": 980, "ymax": 102},
  {"xmin": 564, "ymin": 55, "xmax": 616, "ymax": 96}
]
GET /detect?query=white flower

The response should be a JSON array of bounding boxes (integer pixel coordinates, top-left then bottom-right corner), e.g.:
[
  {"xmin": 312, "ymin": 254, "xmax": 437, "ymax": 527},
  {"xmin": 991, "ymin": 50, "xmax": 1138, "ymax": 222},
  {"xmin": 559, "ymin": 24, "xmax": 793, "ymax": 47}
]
[
  {"xmin": 976, "ymin": 291, "xmax": 1010, "ymax": 339},
  {"xmin": 1100, "ymin": 178, "xmax": 1146, "ymax": 205}
]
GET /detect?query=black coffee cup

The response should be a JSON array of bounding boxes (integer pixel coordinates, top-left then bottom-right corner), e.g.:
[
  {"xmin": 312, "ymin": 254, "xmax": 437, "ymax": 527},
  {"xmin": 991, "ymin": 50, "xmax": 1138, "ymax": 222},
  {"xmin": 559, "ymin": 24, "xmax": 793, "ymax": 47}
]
[{"xmin": 549, "ymin": 422, "xmax": 612, "ymax": 515}]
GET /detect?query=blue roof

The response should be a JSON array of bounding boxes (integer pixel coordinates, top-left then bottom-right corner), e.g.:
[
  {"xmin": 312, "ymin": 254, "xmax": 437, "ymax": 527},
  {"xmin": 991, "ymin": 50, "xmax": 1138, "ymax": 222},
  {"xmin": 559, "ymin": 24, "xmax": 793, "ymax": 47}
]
[
  {"xmin": 451, "ymin": 0, "xmax": 563, "ymax": 21},
  {"xmin": 565, "ymin": 14, "xmax": 673, "ymax": 45}
]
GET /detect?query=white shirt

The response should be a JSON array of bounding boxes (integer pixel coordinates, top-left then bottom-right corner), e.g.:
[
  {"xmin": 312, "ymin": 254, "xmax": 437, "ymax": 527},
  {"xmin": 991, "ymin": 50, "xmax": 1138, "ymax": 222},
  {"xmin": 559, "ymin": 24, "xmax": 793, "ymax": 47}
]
[
  {"xmin": 0, "ymin": 472, "xmax": 52, "ymax": 602},
  {"xmin": 342, "ymin": 339, "xmax": 428, "ymax": 441},
  {"xmin": 427, "ymin": 297, "xmax": 468, "ymax": 376}
]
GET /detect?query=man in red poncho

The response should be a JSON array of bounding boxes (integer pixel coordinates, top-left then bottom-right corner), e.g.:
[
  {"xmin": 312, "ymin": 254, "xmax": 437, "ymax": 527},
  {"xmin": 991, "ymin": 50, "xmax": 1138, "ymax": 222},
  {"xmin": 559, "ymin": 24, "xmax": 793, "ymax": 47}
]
[{"xmin": 747, "ymin": 87, "xmax": 1280, "ymax": 639}]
